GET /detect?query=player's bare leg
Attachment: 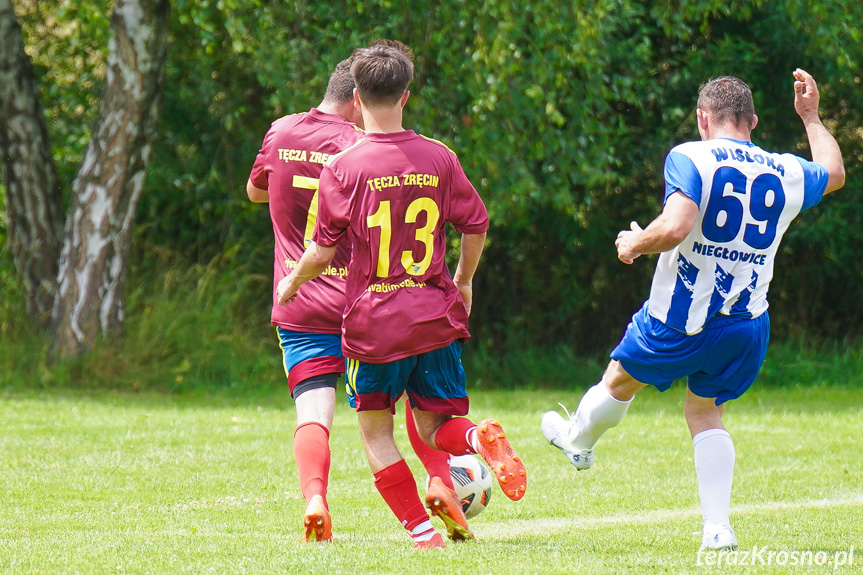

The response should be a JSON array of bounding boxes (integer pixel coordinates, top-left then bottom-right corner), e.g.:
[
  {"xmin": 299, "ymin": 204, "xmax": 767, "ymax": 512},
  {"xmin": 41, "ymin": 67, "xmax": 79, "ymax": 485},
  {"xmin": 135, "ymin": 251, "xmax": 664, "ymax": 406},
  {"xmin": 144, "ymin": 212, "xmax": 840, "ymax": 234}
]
[
  {"xmin": 683, "ymin": 387, "xmax": 725, "ymax": 436},
  {"xmin": 542, "ymin": 360, "xmax": 638, "ymax": 470},
  {"xmin": 294, "ymin": 387, "xmax": 335, "ymax": 543},
  {"xmin": 358, "ymin": 409, "xmax": 443, "ymax": 548},
  {"xmin": 358, "ymin": 409, "xmax": 401, "ymax": 472},
  {"xmin": 685, "ymin": 388, "xmax": 737, "ymax": 550},
  {"xmin": 603, "ymin": 360, "xmax": 648, "ymax": 401}
]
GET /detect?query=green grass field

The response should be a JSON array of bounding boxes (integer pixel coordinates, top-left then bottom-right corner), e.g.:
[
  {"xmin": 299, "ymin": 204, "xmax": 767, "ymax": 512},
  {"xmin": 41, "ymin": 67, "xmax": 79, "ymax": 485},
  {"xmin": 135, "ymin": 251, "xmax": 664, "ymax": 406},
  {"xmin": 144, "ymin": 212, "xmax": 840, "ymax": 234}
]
[{"xmin": 0, "ymin": 384, "xmax": 859, "ymax": 574}]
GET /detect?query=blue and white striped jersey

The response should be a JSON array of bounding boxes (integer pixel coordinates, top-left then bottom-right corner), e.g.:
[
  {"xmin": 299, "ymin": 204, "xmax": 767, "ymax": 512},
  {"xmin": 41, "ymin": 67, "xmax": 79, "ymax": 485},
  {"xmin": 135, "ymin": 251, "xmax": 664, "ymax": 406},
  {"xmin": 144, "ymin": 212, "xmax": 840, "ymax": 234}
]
[{"xmin": 648, "ymin": 137, "xmax": 828, "ymax": 334}]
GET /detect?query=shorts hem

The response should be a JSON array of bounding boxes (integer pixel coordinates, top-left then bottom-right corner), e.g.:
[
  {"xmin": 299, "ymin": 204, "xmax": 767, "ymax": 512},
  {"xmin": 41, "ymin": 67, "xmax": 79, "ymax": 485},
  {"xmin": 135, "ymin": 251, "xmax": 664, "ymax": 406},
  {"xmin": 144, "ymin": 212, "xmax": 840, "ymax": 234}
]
[
  {"xmin": 287, "ymin": 356, "xmax": 346, "ymax": 390},
  {"xmin": 612, "ymin": 357, "xmax": 674, "ymax": 392},
  {"xmin": 408, "ymin": 395, "xmax": 469, "ymax": 416},
  {"xmin": 354, "ymin": 391, "xmax": 399, "ymax": 413}
]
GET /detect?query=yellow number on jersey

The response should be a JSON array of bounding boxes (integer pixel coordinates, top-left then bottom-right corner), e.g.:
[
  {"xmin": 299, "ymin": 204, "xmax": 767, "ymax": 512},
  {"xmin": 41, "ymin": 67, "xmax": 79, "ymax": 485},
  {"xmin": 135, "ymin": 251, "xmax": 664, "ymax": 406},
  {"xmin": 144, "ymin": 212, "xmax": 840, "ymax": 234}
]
[
  {"xmin": 401, "ymin": 197, "xmax": 439, "ymax": 276},
  {"xmin": 292, "ymin": 175, "xmax": 320, "ymax": 247},
  {"xmin": 367, "ymin": 200, "xmax": 392, "ymax": 277},
  {"xmin": 367, "ymin": 197, "xmax": 440, "ymax": 278}
]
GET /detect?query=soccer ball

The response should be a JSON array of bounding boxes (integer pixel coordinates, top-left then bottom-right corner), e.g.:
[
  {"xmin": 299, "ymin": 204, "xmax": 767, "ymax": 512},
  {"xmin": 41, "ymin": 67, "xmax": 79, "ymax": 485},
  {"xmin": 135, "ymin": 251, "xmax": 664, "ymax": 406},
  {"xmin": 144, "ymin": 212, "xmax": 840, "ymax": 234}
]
[{"xmin": 427, "ymin": 454, "xmax": 493, "ymax": 519}]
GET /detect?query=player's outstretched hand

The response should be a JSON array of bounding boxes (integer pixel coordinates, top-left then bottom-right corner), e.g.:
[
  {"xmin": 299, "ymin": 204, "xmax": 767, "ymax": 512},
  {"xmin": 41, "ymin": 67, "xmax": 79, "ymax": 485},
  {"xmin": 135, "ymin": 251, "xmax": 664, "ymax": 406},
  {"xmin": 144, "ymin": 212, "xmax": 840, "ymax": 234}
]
[
  {"xmin": 793, "ymin": 68, "xmax": 820, "ymax": 122},
  {"xmin": 276, "ymin": 275, "xmax": 299, "ymax": 306},
  {"xmin": 615, "ymin": 221, "xmax": 643, "ymax": 264}
]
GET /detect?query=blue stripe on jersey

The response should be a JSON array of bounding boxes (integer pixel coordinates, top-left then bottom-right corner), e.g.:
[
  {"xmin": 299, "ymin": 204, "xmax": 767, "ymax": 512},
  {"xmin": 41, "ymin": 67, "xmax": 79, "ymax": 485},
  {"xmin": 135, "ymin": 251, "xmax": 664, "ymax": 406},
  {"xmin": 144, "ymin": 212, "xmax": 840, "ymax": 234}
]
[
  {"xmin": 664, "ymin": 151, "xmax": 703, "ymax": 206},
  {"xmin": 706, "ymin": 264, "xmax": 735, "ymax": 320},
  {"xmin": 729, "ymin": 270, "xmax": 758, "ymax": 317},
  {"xmin": 666, "ymin": 253, "xmax": 699, "ymax": 329},
  {"xmin": 798, "ymin": 158, "xmax": 829, "ymax": 211}
]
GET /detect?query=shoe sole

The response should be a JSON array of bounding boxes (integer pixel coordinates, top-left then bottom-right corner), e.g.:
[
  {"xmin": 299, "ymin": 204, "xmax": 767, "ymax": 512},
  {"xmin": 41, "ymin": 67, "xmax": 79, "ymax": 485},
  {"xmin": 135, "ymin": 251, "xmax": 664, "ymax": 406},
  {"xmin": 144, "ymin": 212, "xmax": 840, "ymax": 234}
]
[
  {"xmin": 542, "ymin": 412, "xmax": 592, "ymax": 471},
  {"xmin": 548, "ymin": 439, "xmax": 591, "ymax": 471},
  {"xmin": 303, "ymin": 496, "xmax": 332, "ymax": 543},
  {"xmin": 426, "ymin": 496, "xmax": 474, "ymax": 541},
  {"xmin": 476, "ymin": 419, "xmax": 527, "ymax": 501},
  {"xmin": 567, "ymin": 447, "xmax": 593, "ymax": 471}
]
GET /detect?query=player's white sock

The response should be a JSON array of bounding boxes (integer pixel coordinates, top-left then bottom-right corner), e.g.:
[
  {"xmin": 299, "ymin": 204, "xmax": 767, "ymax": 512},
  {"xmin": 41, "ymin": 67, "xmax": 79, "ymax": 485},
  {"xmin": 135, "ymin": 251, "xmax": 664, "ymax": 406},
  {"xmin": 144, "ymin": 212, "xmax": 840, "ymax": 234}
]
[
  {"xmin": 411, "ymin": 519, "xmax": 436, "ymax": 542},
  {"xmin": 693, "ymin": 428, "xmax": 735, "ymax": 527},
  {"xmin": 569, "ymin": 381, "xmax": 632, "ymax": 450},
  {"xmin": 467, "ymin": 427, "xmax": 479, "ymax": 452}
]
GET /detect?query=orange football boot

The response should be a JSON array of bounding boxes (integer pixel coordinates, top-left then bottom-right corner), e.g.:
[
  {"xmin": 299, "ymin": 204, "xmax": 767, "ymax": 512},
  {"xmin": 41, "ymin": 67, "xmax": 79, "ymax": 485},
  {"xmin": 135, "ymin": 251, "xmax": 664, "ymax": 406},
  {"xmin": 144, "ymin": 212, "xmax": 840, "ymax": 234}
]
[
  {"xmin": 302, "ymin": 494, "xmax": 332, "ymax": 543},
  {"xmin": 413, "ymin": 532, "xmax": 446, "ymax": 549},
  {"xmin": 475, "ymin": 419, "xmax": 527, "ymax": 501},
  {"xmin": 425, "ymin": 476, "xmax": 474, "ymax": 541}
]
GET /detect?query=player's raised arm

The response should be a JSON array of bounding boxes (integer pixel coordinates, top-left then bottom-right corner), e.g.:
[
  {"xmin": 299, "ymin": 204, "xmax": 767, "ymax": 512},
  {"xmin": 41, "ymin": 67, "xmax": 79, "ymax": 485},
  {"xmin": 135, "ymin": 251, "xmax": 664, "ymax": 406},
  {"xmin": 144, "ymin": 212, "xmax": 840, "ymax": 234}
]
[{"xmin": 793, "ymin": 68, "xmax": 845, "ymax": 194}]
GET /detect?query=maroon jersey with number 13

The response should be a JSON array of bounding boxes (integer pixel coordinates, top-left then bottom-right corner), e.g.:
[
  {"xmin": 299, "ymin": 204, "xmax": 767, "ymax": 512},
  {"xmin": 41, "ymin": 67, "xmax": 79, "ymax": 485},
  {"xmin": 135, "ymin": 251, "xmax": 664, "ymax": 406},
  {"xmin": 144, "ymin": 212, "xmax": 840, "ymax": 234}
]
[{"xmin": 314, "ymin": 130, "xmax": 489, "ymax": 361}]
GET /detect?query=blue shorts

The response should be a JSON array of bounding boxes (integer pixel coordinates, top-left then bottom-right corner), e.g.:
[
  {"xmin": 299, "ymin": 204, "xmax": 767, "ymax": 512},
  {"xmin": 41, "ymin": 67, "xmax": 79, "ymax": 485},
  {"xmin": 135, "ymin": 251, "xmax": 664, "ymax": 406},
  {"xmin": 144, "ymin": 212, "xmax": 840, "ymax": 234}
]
[
  {"xmin": 276, "ymin": 328, "xmax": 344, "ymax": 397},
  {"xmin": 345, "ymin": 340, "xmax": 469, "ymax": 415},
  {"xmin": 611, "ymin": 303, "xmax": 770, "ymax": 405}
]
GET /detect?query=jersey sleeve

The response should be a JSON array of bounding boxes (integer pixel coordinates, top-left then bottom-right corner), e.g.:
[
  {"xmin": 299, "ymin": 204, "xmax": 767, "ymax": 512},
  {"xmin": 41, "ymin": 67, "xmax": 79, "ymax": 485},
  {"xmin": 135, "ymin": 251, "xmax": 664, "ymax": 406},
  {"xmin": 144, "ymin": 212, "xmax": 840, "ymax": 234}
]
[
  {"xmin": 663, "ymin": 150, "xmax": 703, "ymax": 206},
  {"xmin": 249, "ymin": 125, "xmax": 275, "ymax": 190},
  {"xmin": 796, "ymin": 157, "xmax": 829, "ymax": 211},
  {"xmin": 313, "ymin": 164, "xmax": 350, "ymax": 247},
  {"xmin": 445, "ymin": 156, "xmax": 489, "ymax": 234}
]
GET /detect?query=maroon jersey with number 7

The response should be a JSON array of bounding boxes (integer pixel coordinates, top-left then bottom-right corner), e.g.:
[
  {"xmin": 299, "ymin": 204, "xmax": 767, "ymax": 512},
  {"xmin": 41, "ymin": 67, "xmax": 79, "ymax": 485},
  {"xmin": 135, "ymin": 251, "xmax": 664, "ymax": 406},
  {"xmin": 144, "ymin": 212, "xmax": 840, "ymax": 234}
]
[
  {"xmin": 249, "ymin": 108, "xmax": 363, "ymax": 334},
  {"xmin": 314, "ymin": 130, "xmax": 489, "ymax": 362}
]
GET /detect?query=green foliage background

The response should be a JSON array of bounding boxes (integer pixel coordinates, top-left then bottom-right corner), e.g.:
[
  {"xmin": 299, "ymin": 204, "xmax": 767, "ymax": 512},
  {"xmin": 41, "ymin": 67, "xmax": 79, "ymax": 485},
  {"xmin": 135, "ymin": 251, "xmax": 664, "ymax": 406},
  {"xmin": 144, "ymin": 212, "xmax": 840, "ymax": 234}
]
[{"xmin": 3, "ymin": 1, "xmax": 863, "ymax": 379}]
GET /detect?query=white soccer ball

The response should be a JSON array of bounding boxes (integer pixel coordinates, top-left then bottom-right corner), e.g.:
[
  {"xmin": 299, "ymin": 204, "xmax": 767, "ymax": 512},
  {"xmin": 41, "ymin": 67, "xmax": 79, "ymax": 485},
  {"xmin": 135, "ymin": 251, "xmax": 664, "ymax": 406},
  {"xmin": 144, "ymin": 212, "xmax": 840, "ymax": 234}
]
[{"xmin": 427, "ymin": 454, "xmax": 493, "ymax": 519}]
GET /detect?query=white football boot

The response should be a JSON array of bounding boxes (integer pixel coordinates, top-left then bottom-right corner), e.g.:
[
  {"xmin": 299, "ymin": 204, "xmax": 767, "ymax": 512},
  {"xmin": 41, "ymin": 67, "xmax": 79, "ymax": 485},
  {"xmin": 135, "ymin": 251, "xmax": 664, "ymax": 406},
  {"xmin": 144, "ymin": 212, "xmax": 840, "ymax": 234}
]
[
  {"xmin": 541, "ymin": 405, "xmax": 594, "ymax": 471},
  {"xmin": 699, "ymin": 523, "xmax": 738, "ymax": 551}
]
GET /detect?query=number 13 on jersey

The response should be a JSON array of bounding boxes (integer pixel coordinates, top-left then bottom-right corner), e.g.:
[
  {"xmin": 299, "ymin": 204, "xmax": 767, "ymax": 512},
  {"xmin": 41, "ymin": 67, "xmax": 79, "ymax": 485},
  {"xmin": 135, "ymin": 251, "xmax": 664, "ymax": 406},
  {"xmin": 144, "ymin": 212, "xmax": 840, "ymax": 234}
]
[{"xmin": 367, "ymin": 198, "xmax": 440, "ymax": 277}]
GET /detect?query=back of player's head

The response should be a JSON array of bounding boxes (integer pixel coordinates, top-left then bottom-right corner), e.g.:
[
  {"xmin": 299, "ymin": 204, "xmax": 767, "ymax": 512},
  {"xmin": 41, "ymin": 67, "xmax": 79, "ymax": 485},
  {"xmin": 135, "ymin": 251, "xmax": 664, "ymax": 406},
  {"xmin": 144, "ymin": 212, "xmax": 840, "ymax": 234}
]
[
  {"xmin": 367, "ymin": 38, "xmax": 414, "ymax": 61},
  {"xmin": 350, "ymin": 43, "xmax": 414, "ymax": 107},
  {"xmin": 323, "ymin": 58, "xmax": 356, "ymax": 105},
  {"xmin": 697, "ymin": 76, "xmax": 755, "ymax": 129}
]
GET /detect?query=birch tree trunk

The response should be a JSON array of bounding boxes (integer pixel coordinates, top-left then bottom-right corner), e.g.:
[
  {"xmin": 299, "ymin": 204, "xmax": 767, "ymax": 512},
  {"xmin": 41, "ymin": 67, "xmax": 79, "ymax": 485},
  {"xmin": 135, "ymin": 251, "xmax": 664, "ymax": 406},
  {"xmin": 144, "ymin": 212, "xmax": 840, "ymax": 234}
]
[
  {"xmin": 0, "ymin": 0, "xmax": 64, "ymax": 323},
  {"xmin": 52, "ymin": 0, "xmax": 170, "ymax": 357}
]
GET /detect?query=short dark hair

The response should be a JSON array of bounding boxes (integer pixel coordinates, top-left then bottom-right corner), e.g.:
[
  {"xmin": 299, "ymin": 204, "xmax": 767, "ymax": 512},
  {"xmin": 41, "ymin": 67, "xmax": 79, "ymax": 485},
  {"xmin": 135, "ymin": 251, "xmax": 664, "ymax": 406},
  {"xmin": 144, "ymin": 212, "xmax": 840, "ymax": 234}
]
[
  {"xmin": 697, "ymin": 76, "xmax": 755, "ymax": 129},
  {"xmin": 368, "ymin": 38, "xmax": 414, "ymax": 62},
  {"xmin": 323, "ymin": 58, "xmax": 355, "ymax": 105},
  {"xmin": 350, "ymin": 44, "xmax": 413, "ymax": 107}
]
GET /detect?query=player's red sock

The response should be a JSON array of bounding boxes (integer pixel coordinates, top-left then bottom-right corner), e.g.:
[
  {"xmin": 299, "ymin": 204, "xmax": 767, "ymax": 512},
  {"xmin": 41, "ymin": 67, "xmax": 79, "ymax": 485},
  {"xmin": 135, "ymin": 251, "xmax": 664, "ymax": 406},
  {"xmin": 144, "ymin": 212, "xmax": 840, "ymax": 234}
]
[
  {"xmin": 404, "ymin": 400, "xmax": 454, "ymax": 490},
  {"xmin": 294, "ymin": 422, "xmax": 331, "ymax": 508},
  {"xmin": 373, "ymin": 459, "xmax": 430, "ymax": 532},
  {"xmin": 433, "ymin": 417, "xmax": 477, "ymax": 456}
]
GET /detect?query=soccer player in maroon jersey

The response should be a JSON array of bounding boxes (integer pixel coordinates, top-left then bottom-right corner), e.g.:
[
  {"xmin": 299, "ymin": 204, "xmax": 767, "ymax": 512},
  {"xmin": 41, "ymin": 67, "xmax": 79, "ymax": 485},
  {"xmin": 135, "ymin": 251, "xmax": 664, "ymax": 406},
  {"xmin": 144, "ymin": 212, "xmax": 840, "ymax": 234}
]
[
  {"xmin": 276, "ymin": 43, "xmax": 528, "ymax": 549},
  {"xmin": 247, "ymin": 57, "xmax": 454, "ymax": 544}
]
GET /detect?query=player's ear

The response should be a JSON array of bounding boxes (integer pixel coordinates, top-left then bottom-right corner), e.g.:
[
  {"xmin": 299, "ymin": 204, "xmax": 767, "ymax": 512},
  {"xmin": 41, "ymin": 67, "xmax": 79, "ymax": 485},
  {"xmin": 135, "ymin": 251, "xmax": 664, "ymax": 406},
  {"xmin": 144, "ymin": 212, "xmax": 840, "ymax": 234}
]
[
  {"xmin": 696, "ymin": 108, "xmax": 709, "ymax": 131},
  {"xmin": 696, "ymin": 108, "xmax": 710, "ymax": 140},
  {"xmin": 750, "ymin": 113, "xmax": 759, "ymax": 131},
  {"xmin": 353, "ymin": 88, "xmax": 362, "ymax": 108},
  {"xmin": 400, "ymin": 90, "xmax": 410, "ymax": 108}
]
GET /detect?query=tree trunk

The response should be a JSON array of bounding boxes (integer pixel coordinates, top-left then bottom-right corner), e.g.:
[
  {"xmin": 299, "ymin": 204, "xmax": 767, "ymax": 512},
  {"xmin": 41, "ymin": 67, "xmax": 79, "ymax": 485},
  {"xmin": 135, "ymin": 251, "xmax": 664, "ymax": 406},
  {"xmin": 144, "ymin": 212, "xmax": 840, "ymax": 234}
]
[
  {"xmin": 0, "ymin": 0, "xmax": 64, "ymax": 324},
  {"xmin": 52, "ymin": 0, "xmax": 170, "ymax": 357}
]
